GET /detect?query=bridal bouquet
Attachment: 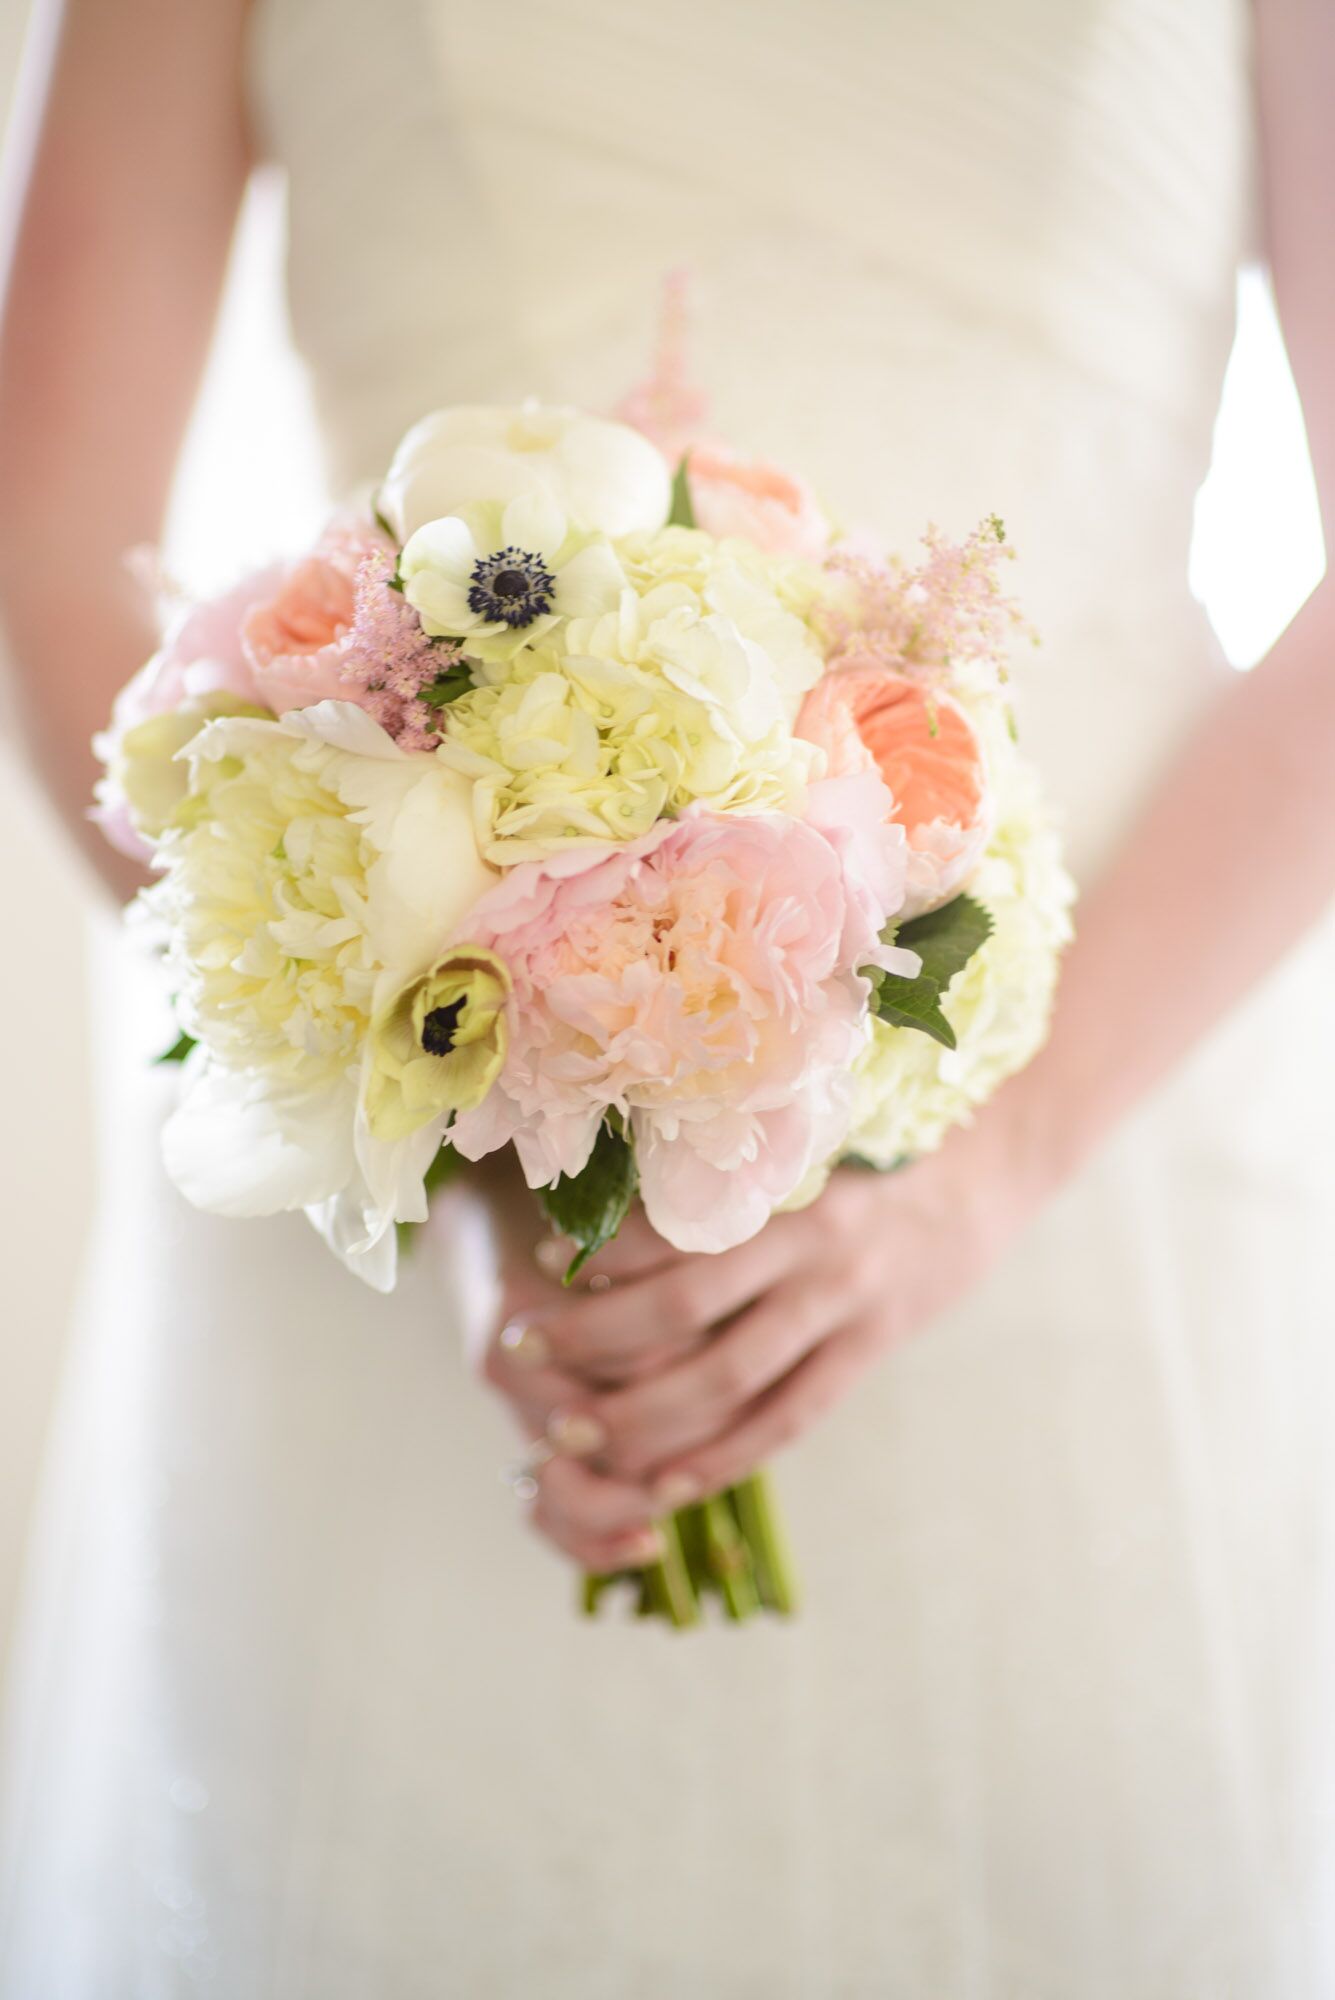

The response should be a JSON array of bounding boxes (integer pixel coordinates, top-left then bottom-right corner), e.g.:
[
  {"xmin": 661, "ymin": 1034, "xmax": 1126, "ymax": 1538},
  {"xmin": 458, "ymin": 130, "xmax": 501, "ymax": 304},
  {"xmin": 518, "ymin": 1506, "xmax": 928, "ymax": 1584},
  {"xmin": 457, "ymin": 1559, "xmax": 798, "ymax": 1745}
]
[{"xmin": 95, "ymin": 398, "xmax": 1073, "ymax": 1624}]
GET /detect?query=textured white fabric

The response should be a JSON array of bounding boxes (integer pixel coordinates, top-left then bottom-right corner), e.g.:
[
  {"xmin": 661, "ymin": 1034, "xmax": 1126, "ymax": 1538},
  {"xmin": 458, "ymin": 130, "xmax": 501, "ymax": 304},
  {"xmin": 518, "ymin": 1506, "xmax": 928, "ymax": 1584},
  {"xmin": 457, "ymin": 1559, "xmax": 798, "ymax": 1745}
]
[{"xmin": 6, "ymin": 2, "xmax": 1335, "ymax": 1994}]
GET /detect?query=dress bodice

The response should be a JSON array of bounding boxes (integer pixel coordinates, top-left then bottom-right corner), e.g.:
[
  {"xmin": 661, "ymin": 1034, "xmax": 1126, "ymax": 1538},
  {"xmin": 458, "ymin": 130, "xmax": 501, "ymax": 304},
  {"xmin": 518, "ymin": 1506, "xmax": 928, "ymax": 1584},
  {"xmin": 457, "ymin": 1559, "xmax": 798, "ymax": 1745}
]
[{"xmin": 247, "ymin": 0, "xmax": 1254, "ymax": 875}]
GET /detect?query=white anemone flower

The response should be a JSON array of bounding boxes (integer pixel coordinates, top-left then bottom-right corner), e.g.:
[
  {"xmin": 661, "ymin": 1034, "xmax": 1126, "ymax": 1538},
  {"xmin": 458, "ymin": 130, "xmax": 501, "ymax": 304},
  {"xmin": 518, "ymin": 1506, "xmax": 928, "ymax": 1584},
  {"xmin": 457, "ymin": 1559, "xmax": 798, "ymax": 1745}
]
[{"xmin": 399, "ymin": 490, "xmax": 625, "ymax": 665}]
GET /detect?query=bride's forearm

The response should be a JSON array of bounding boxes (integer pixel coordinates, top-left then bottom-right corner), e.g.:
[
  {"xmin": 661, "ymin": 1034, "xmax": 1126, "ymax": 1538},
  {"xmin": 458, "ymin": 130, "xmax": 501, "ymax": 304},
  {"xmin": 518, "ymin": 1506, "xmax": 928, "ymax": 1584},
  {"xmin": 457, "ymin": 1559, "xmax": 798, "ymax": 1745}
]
[
  {"xmin": 1, "ymin": 554, "xmax": 156, "ymax": 900},
  {"xmin": 1004, "ymin": 576, "xmax": 1335, "ymax": 1195},
  {"xmin": 0, "ymin": 0, "xmax": 254, "ymax": 898}
]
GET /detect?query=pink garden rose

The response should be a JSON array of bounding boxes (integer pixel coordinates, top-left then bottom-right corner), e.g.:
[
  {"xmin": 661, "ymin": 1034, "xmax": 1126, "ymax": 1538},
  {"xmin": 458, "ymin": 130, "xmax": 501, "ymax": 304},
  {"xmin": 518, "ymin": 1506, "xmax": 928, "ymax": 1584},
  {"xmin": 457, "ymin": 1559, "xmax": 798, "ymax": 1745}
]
[
  {"xmin": 685, "ymin": 445, "xmax": 831, "ymax": 561},
  {"xmin": 797, "ymin": 664, "xmax": 992, "ymax": 917},
  {"xmin": 449, "ymin": 808, "xmax": 916, "ymax": 1253},
  {"xmin": 241, "ymin": 514, "xmax": 393, "ymax": 715},
  {"xmin": 117, "ymin": 563, "xmax": 279, "ymax": 725}
]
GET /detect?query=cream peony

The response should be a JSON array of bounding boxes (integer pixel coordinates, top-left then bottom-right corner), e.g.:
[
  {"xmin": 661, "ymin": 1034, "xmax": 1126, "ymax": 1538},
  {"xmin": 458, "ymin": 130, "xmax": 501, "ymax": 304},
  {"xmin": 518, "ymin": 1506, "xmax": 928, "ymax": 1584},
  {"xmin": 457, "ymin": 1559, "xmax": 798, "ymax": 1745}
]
[
  {"xmin": 92, "ymin": 563, "xmax": 283, "ymax": 862},
  {"xmin": 154, "ymin": 701, "xmax": 498, "ymax": 1286},
  {"xmin": 379, "ymin": 402, "xmax": 671, "ymax": 542},
  {"xmin": 100, "ymin": 692, "xmax": 266, "ymax": 855}
]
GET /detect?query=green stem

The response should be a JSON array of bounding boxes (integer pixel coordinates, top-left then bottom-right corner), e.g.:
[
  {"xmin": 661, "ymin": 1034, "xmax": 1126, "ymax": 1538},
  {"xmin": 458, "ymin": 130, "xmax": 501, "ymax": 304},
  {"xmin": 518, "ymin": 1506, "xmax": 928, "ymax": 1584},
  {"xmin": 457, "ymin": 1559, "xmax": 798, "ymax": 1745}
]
[
  {"xmin": 646, "ymin": 1510, "xmax": 701, "ymax": 1627},
  {"xmin": 729, "ymin": 1469, "xmax": 798, "ymax": 1615},
  {"xmin": 581, "ymin": 1571, "xmax": 613, "ymax": 1616},
  {"xmin": 675, "ymin": 1502, "xmax": 714, "ymax": 1601},
  {"xmin": 701, "ymin": 1494, "xmax": 761, "ymax": 1621},
  {"xmin": 579, "ymin": 1474, "xmax": 797, "ymax": 1625}
]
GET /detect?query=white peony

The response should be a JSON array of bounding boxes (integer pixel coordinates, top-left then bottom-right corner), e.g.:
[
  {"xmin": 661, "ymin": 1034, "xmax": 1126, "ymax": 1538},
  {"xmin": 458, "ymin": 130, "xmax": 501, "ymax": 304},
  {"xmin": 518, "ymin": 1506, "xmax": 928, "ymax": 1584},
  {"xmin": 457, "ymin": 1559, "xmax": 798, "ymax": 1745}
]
[
  {"xmin": 379, "ymin": 402, "xmax": 671, "ymax": 542},
  {"xmin": 154, "ymin": 700, "xmax": 498, "ymax": 1288}
]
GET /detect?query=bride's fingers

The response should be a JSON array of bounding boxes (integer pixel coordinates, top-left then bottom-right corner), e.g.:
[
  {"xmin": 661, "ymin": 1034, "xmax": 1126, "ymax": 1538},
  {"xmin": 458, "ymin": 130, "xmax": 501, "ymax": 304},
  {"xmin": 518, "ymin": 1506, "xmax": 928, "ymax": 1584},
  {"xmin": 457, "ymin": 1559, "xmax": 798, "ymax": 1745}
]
[
  {"xmin": 529, "ymin": 1457, "xmax": 661, "ymax": 1572},
  {"xmin": 482, "ymin": 1342, "xmax": 586, "ymax": 1432},
  {"xmin": 588, "ymin": 1276, "xmax": 848, "ymax": 1481},
  {"xmin": 533, "ymin": 1226, "xmax": 803, "ymax": 1377},
  {"xmin": 574, "ymin": 1336, "xmax": 711, "ymax": 1390},
  {"xmin": 536, "ymin": 1455, "xmax": 658, "ymax": 1539},
  {"xmin": 643, "ymin": 1325, "xmax": 873, "ymax": 1507}
]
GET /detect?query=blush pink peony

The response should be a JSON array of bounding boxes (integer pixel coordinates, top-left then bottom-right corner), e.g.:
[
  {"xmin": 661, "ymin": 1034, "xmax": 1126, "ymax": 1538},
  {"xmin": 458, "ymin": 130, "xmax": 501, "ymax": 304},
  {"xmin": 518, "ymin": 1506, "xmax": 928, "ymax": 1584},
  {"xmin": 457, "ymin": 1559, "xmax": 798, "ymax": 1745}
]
[
  {"xmin": 797, "ymin": 664, "xmax": 992, "ymax": 916},
  {"xmin": 448, "ymin": 809, "xmax": 914, "ymax": 1252}
]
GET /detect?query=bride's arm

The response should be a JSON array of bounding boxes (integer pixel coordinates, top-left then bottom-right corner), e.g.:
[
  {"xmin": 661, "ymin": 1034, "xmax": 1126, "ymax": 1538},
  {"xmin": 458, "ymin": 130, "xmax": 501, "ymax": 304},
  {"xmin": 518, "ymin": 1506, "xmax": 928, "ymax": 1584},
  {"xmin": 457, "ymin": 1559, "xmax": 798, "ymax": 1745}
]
[
  {"xmin": 483, "ymin": 0, "xmax": 1335, "ymax": 1569},
  {"xmin": 0, "ymin": 0, "xmax": 255, "ymax": 896}
]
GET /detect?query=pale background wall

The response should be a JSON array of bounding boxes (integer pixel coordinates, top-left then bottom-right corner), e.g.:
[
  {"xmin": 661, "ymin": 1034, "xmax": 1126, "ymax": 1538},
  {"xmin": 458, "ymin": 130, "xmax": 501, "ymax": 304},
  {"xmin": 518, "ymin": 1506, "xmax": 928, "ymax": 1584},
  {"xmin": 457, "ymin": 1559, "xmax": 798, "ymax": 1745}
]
[{"xmin": 0, "ymin": 0, "xmax": 1325, "ymax": 1698}]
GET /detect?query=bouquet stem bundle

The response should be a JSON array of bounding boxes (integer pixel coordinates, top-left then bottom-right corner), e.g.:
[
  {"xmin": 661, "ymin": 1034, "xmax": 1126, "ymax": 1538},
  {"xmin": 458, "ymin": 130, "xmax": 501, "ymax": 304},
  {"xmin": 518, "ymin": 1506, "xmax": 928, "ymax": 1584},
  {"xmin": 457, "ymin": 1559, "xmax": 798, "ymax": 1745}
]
[
  {"xmin": 582, "ymin": 1469, "xmax": 795, "ymax": 1626},
  {"xmin": 95, "ymin": 389, "xmax": 1072, "ymax": 1637}
]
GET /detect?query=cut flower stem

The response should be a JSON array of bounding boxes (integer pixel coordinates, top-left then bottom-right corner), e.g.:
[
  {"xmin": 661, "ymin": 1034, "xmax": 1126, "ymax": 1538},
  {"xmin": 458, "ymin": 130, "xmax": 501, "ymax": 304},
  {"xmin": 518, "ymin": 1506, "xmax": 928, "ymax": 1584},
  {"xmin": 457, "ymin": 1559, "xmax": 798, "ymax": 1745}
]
[{"xmin": 580, "ymin": 1466, "xmax": 797, "ymax": 1627}]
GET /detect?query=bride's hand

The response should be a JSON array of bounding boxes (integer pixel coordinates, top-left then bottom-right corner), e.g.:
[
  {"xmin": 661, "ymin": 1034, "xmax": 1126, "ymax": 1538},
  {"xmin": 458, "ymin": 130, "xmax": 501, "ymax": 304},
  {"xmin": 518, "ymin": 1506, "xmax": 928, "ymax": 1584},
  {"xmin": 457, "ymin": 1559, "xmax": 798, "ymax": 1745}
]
[{"xmin": 484, "ymin": 1104, "xmax": 1048, "ymax": 1570}]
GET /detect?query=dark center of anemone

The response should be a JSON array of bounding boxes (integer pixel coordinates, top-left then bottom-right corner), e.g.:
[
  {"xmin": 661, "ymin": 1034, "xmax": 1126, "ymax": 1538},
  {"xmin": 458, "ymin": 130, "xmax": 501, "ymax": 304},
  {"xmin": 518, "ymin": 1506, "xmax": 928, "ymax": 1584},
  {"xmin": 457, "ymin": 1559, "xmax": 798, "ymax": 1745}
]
[
  {"xmin": 467, "ymin": 546, "xmax": 556, "ymax": 628},
  {"xmin": 420, "ymin": 998, "xmax": 466, "ymax": 1057}
]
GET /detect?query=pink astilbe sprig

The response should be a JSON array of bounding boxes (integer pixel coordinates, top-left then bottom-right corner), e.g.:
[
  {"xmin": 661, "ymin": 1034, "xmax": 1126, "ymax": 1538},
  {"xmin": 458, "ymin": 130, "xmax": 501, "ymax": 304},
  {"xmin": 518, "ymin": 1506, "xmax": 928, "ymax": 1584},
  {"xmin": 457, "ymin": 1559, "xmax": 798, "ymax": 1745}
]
[
  {"xmin": 820, "ymin": 516, "xmax": 1031, "ymax": 689},
  {"xmin": 339, "ymin": 548, "xmax": 466, "ymax": 754},
  {"xmin": 613, "ymin": 267, "xmax": 712, "ymax": 465}
]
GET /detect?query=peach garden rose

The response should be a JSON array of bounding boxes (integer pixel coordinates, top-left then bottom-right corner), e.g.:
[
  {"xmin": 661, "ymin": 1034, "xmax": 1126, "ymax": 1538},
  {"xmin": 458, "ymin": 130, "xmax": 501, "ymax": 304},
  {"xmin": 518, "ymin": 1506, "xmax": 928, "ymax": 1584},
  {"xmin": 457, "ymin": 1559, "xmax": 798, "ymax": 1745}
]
[{"xmin": 796, "ymin": 662, "xmax": 993, "ymax": 917}]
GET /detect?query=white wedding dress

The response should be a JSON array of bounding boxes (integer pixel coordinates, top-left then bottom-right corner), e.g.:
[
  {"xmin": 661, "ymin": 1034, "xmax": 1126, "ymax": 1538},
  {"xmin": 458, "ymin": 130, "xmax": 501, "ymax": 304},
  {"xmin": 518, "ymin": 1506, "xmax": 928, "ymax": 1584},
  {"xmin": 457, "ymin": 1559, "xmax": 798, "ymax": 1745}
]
[{"xmin": 5, "ymin": 1, "xmax": 1335, "ymax": 1994}]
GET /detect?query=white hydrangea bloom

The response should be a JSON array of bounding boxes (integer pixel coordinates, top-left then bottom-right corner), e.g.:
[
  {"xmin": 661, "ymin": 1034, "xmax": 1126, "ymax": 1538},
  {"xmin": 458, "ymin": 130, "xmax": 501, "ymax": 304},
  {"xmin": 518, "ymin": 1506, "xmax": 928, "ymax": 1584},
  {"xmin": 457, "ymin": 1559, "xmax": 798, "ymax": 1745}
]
[{"xmin": 437, "ymin": 527, "xmax": 827, "ymax": 865}]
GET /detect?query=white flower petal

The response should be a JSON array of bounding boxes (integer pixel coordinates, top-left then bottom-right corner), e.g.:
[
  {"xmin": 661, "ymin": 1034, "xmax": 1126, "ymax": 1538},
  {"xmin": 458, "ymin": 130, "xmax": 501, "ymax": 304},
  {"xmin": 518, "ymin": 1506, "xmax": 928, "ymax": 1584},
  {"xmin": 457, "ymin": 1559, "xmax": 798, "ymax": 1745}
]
[
  {"xmin": 282, "ymin": 699, "xmax": 404, "ymax": 761},
  {"xmin": 162, "ymin": 1061, "xmax": 356, "ymax": 1217},
  {"xmin": 361, "ymin": 763, "xmax": 498, "ymax": 978},
  {"xmin": 501, "ymin": 487, "xmax": 566, "ymax": 560},
  {"xmin": 380, "ymin": 404, "xmax": 669, "ymax": 540},
  {"xmin": 404, "ymin": 573, "xmax": 478, "ymax": 638},
  {"xmin": 400, "ymin": 514, "xmax": 478, "ymax": 584},
  {"xmin": 305, "ymin": 1185, "xmax": 399, "ymax": 1292},
  {"xmin": 354, "ymin": 1103, "xmax": 448, "ymax": 1230},
  {"xmin": 554, "ymin": 542, "xmax": 626, "ymax": 619}
]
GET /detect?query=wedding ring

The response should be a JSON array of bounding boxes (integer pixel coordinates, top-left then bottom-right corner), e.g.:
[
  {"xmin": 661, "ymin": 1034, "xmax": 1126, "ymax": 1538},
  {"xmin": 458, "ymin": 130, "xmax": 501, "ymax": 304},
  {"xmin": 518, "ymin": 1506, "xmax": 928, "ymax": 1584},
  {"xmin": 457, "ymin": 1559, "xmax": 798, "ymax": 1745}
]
[
  {"xmin": 497, "ymin": 1318, "xmax": 550, "ymax": 1369},
  {"xmin": 532, "ymin": 1234, "xmax": 570, "ymax": 1278},
  {"xmin": 501, "ymin": 1438, "xmax": 554, "ymax": 1504}
]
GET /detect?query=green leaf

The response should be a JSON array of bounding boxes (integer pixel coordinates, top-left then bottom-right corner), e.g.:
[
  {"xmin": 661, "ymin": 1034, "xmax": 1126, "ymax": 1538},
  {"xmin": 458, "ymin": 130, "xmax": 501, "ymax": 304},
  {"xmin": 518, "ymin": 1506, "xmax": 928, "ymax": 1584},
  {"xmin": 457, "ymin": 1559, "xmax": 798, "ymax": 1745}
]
[
  {"xmin": 895, "ymin": 894, "xmax": 993, "ymax": 991},
  {"xmin": 419, "ymin": 657, "xmax": 475, "ymax": 709},
  {"xmin": 539, "ymin": 1122, "xmax": 638, "ymax": 1283},
  {"xmin": 868, "ymin": 894, "xmax": 994, "ymax": 1051},
  {"xmin": 155, "ymin": 1031, "xmax": 197, "ymax": 1065},
  {"xmin": 422, "ymin": 1142, "xmax": 463, "ymax": 1197},
  {"xmin": 868, "ymin": 975, "xmax": 958, "ymax": 1048},
  {"xmin": 667, "ymin": 456, "xmax": 697, "ymax": 529},
  {"xmin": 371, "ymin": 498, "xmax": 397, "ymax": 542}
]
